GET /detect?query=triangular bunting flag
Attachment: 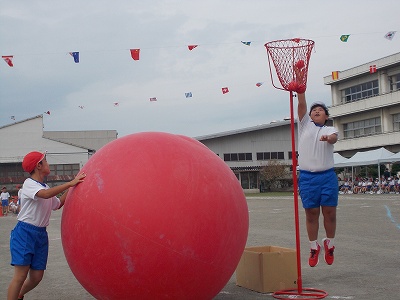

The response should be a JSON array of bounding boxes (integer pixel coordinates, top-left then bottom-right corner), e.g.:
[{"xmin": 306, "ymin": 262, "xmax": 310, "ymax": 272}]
[
  {"xmin": 241, "ymin": 41, "xmax": 251, "ymax": 46},
  {"xmin": 188, "ymin": 45, "xmax": 198, "ymax": 51},
  {"xmin": 130, "ymin": 49, "xmax": 140, "ymax": 60},
  {"xmin": 2, "ymin": 55, "xmax": 14, "ymax": 67},
  {"xmin": 185, "ymin": 92, "xmax": 193, "ymax": 98},
  {"xmin": 255, "ymin": 82, "xmax": 263, "ymax": 87},
  {"xmin": 44, "ymin": 111, "xmax": 50, "ymax": 115},
  {"xmin": 113, "ymin": 102, "xmax": 119, "ymax": 106},
  {"xmin": 384, "ymin": 31, "xmax": 396, "ymax": 40},
  {"xmin": 149, "ymin": 97, "xmax": 157, "ymax": 102},
  {"xmin": 69, "ymin": 52, "xmax": 79, "ymax": 63},
  {"xmin": 340, "ymin": 35, "xmax": 350, "ymax": 42},
  {"xmin": 78, "ymin": 105, "xmax": 84, "ymax": 109},
  {"xmin": 222, "ymin": 87, "xmax": 229, "ymax": 94}
]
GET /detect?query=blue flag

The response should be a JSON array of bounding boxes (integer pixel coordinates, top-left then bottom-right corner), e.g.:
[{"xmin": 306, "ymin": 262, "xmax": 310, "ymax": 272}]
[{"xmin": 69, "ymin": 52, "xmax": 79, "ymax": 63}]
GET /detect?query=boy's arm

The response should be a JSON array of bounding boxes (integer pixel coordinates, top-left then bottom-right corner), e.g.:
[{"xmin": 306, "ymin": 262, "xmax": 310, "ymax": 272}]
[
  {"xmin": 36, "ymin": 172, "xmax": 86, "ymax": 199},
  {"xmin": 297, "ymin": 92, "xmax": 307, "ymax": 121},
  {"xmin": 320, "ymin": 133, "xmax": 338, "ymax": 144}
]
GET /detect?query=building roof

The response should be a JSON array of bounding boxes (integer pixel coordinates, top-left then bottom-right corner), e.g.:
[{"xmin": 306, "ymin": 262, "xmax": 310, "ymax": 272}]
[
  {"xmin": 324, "ymin": 51, "xmax": 400, "ymax": 85},
  {"xmin": 195, "ymin": 119, "xmax": 293, "ymax": 141},
  {"xmin": 0, "ymin": 115, "xmax": 43, "ymax": 130}
]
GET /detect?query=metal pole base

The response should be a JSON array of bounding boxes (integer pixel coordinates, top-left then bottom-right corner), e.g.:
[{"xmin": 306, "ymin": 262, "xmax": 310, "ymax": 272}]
[{"xmin": 273, "ymin": 287, "xmax": 328, "ymax": 299}]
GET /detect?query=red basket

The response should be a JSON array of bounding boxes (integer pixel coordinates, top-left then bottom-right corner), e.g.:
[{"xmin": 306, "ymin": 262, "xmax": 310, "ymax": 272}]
[{"xmin": 264, "ymin": 38, "xmax": 315, "ymax": 92}]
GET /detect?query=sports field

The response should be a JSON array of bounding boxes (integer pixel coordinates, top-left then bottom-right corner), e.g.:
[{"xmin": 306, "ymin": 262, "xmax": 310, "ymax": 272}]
[{"xmin": 1, "ymin": 194, "xmax": 399, "ymax": 299}]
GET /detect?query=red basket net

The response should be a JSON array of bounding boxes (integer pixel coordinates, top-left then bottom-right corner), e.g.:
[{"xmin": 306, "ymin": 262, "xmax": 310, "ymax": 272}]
[{"xmin": 264, "ymin": 38, "xmax": 315, "ymax": 93}]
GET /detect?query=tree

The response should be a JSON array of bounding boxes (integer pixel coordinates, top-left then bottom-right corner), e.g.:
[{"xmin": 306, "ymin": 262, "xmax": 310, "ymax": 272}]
[{"xmin": 260, "ymin": 160, "xmax": 291, "ymax": 191}]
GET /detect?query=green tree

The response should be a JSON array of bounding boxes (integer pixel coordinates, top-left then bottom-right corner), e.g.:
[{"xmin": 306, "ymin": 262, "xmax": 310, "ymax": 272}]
[{"xmin": 260, "ymin": 160, "xmax": 291, "ymax": 191}]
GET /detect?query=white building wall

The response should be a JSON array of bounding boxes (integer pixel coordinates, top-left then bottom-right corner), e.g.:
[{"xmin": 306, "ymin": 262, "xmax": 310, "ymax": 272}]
[
  {"xmin": 0, "ymin": 116, "xmax": 89, "ymax": 167},
  {"xmin": 198, "ymin": 122, "xmax": 296, "ymax": 169}
]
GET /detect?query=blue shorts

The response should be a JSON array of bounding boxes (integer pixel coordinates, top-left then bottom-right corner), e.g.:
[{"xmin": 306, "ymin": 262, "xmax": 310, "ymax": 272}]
[
  {"xmin": 2, "ymin": 199, "xmax": 8, "ymax": 206},
  {"xmin": 10, "ymin": 221, "xmax": 49, "ymax": 270},
  {"xmin": 298, "ymin": 168, "xmax": 338, "ymax": 209}
]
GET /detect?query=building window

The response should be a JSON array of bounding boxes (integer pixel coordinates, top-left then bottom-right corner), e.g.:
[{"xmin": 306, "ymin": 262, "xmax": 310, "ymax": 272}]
[
  {"xmin": 240, "ymin": 171, "xmax": 259, "ymax": 189},
  {"xmin": 256, "ymin": 152, "xmax": 284, "ymax": 160},
  {"xmin": 342, "ymin": 80, "xmax": 379, "ymax": 103},
  {"xmin": 393, "ymin": 113, "xmax": 400, "ymax": 131},
  {"xmin": 223, "ymin": 153, "xmax": 252, "ymax": 161},
  {"xmin": 343, "ymin": 117, "xmax": 381, "ymax": 138},
  {"xmin": 390, "ymin": 74, "xmax": 400, "ymax": 91},
  {"xmin": 50, "ymin": 164, "xmax": 80, "ymax": 176}
]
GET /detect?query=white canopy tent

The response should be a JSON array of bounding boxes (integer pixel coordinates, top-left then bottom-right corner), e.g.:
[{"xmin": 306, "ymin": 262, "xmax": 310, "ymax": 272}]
[
  {"xmin": 334, "ymin": 153, "xmax": 349, "ymax": 166},
  {"xmin": 334, "ymin": 147, "xmax": 395, "ymax": 180},
  {"xmin": 380, "ymin": 151, "xmax": 400, "ymax": 163}
]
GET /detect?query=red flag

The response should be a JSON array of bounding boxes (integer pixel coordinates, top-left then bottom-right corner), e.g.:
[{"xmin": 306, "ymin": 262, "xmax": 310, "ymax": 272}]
[
  {"xmin": 113, "ymin": 102, "xmax": 119, "ymax": 106},
  {"xmin": 44, "ymin": 111, "xmax": 50, "ymax": 115},
  {"xmin": 188, "ymin": 45, "xmax": 198, "ymax": 51},
  {"xmin": 130, "ymin": 49, "xmax": 140, "ymax": 60},
  {"xmin": 2, "ymin": 55, "xmax": 13, "ymax": 67},
  {"xmin": 369, "ymin": 65, "xmax": 377, "ymax": 74},
  {"xmin": 222, "ymin": 87, "xmax": 229, "ymax": 94}
]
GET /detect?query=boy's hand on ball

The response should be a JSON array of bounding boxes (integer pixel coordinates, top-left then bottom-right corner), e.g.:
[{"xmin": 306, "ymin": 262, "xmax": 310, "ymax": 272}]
[{"xmin": 70, "ymin": 172, "xmax": 86, "ymax": 186}]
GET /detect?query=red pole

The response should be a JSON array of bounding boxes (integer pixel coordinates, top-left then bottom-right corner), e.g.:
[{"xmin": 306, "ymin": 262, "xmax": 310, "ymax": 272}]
[{"xmin": 289, "ymin": 91, "xmax": 303, "ymax": 293}]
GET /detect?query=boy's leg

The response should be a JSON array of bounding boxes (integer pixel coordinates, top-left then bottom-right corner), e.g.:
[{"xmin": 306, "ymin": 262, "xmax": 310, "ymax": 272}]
[
  {"xmin": 322, "ymin": 206, "xmax": 336, "ymax": 238},
  {"xmin": 322, "ymin": 206, "xmax": 336, "ymax": 265},
  {"xmin": 7, "ymin": 265, "xmax": 30, "ymax": 300},
  {"xmin": 18, "ymin": 269, "xmax": 45, "ymax": 298},
  {"xmin": 305, "ymin": 207, "xmax": 321, "ymax": 241}
]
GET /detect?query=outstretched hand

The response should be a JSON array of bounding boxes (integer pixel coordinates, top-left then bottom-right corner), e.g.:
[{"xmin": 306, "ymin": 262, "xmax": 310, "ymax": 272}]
[
  {"xmin": 70, "ymin": 172, "xmax": 86, "ymax": 187},
  {"xmin": 293, "ymin": 60, "xmax": 306, "ymax": 94}
]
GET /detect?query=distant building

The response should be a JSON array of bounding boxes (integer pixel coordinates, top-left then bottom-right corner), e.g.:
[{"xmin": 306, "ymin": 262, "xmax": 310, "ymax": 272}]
[
  {"xmin": 0, "ymin": 115, "xmax": 117, "ymax": 192},
  {"xmin": 324, "ymin": 52, "xmax": 400, "ymax": 157},
  {"xmin": 196, "ymin": 121, "xmax": 297, "ymax": 193}
]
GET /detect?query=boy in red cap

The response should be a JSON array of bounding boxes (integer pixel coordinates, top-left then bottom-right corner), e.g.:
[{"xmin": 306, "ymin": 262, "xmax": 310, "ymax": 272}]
[{"xmin": 7, "ymin": 151, "xmax": 86, "ymax": 300}]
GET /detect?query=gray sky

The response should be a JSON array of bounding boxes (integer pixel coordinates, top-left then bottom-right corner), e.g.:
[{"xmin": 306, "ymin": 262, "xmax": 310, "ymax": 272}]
[{"xmin": 1, "ymin": 0, "xmax": 399, "ymax": 138}]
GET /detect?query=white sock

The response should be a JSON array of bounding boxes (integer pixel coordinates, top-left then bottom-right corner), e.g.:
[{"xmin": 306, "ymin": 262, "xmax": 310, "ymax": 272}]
[
  {"xmin": 310, "ymin": 240, "xmax": 319, "ymax": 249},
  {"xmin": 325, "ymin": 238, "xmax": 334, "ymax": 248}
]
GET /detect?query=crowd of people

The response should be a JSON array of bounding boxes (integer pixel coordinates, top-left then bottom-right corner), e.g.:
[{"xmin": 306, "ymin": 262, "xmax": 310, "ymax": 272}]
[{"xmin": 338, "ymin": 175, "xmax": 400, "ymax": 194}]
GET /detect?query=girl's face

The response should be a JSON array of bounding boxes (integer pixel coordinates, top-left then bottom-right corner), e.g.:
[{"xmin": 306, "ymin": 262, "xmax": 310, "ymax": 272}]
[{"xmin": 310, "ymin": 106, "xmax": 328, "ymax": 125}]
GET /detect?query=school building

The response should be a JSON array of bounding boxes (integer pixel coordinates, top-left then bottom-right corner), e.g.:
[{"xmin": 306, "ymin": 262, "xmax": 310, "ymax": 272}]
[
  {"xmin": 0, "ymin": 115, "xmax": 117, "ymax": 194},
  {"xmin": 197, "ymin": 52, "xmax": 400, "ymax": 192}
]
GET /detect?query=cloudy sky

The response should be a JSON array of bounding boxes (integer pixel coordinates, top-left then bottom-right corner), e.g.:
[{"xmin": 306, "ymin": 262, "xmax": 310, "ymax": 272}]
[{"xmin": 1, "ymin": 0, "xmax": 399, "ymax": 138}]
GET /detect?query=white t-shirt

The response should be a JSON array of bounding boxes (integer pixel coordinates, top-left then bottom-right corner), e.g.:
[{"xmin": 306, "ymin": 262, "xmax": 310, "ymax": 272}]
[
  {"xmin": 17, "ymin": 178, "xmax": 61, "ymax": 227},
  {"xmin": 1, "ymin": 191, "xmax": 10, "ymax": 200},
  {"xmin": 298, "ymin": 114, "xmax": 338, "ymax": 172}
]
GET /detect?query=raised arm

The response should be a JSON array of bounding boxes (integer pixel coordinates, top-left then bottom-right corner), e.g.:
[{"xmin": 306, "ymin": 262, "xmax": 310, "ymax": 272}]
[{"xmin": 297, "ymin": 92, "xmax": 307, "ymax": 121}]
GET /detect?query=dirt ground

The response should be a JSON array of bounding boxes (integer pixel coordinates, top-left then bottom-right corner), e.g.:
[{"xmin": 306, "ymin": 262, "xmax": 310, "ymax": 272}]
[{"xmin": 1, "ymin": 194, "xmax": 399, "ymax": 299}]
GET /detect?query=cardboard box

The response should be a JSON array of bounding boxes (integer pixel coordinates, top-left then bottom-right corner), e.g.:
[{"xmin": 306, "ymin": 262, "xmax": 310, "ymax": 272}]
[{"xmin": 235, "ymin": 246, "xmax": 297, "ymax": 293}]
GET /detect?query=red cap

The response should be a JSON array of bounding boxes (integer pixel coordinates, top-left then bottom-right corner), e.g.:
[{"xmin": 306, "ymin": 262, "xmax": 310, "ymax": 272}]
[{"xmin": 22, "ymin": 151, "xmax": 46, "ymax": 173}]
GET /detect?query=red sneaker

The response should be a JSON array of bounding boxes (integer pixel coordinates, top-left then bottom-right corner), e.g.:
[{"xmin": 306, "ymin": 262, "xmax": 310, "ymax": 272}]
[
  {"xmin": 322, "ymin": 238, "xmax": 335, "ymax": 265},
  {"xmin": 308, "ymin": 244, "xmax": 320, "ymax": 267}
]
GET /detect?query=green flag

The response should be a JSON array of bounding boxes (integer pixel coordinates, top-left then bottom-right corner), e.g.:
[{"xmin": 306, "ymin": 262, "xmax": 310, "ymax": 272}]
[{"xmin": 340, "ymin": 35, "xmax": 350, "ymax": 42}]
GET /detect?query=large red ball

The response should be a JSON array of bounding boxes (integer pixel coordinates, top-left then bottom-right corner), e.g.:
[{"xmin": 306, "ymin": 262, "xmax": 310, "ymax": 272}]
[{"xmin": 61, "ymin": 132, "xmax": 249, "ymax": 300}]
